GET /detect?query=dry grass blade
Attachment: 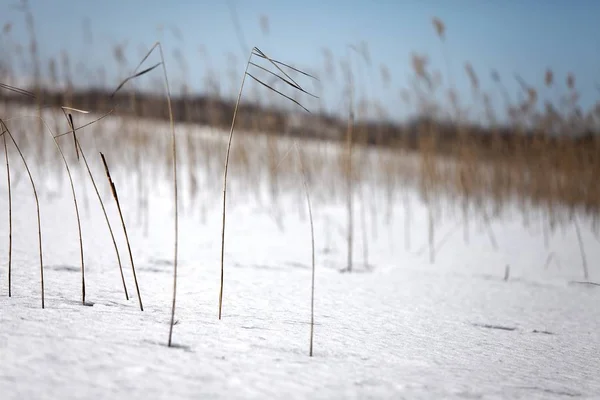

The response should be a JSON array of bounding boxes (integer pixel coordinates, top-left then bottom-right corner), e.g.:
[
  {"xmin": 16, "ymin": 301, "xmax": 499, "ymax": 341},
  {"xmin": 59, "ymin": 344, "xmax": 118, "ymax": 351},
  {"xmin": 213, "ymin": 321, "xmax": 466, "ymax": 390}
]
[
  {"xmin": 248, "ymin": 61, "xmax": 318, "ymax": 99},
  {"xmin": 3, "ymin": 132, "xmax": 12, "ymax": 297},
  {"xmin": 252, "ymin": 47, "xmax": 319, "ymax": 81},
  {"xmin": 246, "ymin": 73, "xmax": 311, "ymax": 113},
  {"xmin": 513, "ymin": 73, "xmax": 530, "ymax": 94},
  {"xmin": 0, "ymin": 120, "xmax": 44, "ymax": 308},
  {"xmin": 110, "ymin": 62, "xmax": 162, "ymax": 98},
  {"xmin": 63, "ymin": 112, "xmax": 129, "ymax": 300},
  {"xmin": 0, "ymin": 83, "xmax": 91, "ymax": 116},
  {"xmin": 0, "ymin": 82, "xmax": 36, "ymax": 98},
  {"xmin": 100, "ymin": 152, "xmax": 143, "ymax": 311},
  {"xmin": 68, "ymin": 114, "xmax": 79, "ymax": 160},
  {"xmin": 252, "ymin": 47, "xmax": 304, "ymax": 90},
  {"xmin": 573, "ymin": 215, "xmax": 589, "ymax": 280},
  {"xmin": 52, "ymin": 110, "xmax": 115, "ymax": 139},
  {"xmin": 60, "ymin": 106, "xmax": 90, "ymax": 114}
]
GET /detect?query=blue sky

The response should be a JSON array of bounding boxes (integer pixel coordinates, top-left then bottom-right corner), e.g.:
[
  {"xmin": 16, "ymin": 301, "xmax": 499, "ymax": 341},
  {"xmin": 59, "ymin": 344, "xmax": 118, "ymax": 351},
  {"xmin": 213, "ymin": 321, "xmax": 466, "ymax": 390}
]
[{"xmin": 1, "ymin": 0, "xmax": 599, "ymax": 122}]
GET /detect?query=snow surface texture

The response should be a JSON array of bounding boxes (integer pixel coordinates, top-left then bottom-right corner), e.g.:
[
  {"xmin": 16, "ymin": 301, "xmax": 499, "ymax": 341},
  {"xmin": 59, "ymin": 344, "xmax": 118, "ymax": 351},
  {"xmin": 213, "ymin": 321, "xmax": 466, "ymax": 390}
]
[{"xmin": 1, "ymin": 120, "xmax": 600, "ymax": 399}]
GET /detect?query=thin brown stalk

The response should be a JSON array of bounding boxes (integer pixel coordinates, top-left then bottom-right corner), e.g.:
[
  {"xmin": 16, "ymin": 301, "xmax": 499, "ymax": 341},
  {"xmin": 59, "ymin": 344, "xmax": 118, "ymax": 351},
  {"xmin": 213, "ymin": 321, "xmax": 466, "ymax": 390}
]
[
  {"xmin": 415, "ymin": 220, "xmax": 461, "ymax": 257},
  {"xmin": 542, "ymin": 216, "xmax": 550, "ymax": 250},
  {"xmin": 294, "ymin": 142, "xmax": 316, "ymax": 357},
  {"xmin": 45, "ymin": 119, "xmax": 86, "ymax": 304},
  {"xmin": 404, "ymin": 190, "xmax": 411, "ymax": 251},
  {"xmin": 3, "ymin": 133, "xmax": 12, "ymax": 297},
  {"xmin": 252, "ymin": 47, "xmax": 318, "ymax": 87},
  {"xmin": 481, "ymin": 208, "xmax": 498, "ymax": 251},
  {"xmin": 0, "ymin": 120, "xmax": 44, "ymax": 308},
  {"xmin": 428, "ymin": 208, "xmax": 435, "ymax": 264},
  {"xmin": 360, "ymin": 183, "xmax": 369, "ymax": 269},
  {"xmin": 246, "ymin": 73, "xmax": 310, "ymax": 113},
  {"xmin": 158, "ymin": 42, "xmax": 179, "ymax": 349},
  {"xmin": 2, "ymin": 108, "xmax": 112, "ymax": 140},
  {"xmin": 343, "ymin": 52, "xmax": 355, "ymax": 273},
  {"xmin": 573, "ymin": 215, "xmax": 589, "ymax": 280},
  {"xmin": 220, "ymin": 50, "xmax": 252, "ymax": 320},
  {"xmin": 0, "ymin": 82, "xmax": 36, "ymax": 98},
  {"xmin": 543, "ymin": 252, "xmax": 555, "ymax": 270},
  {"xmin": 70, "ymin": 114, "xmax": 79, "ymax": 161},
  {"xmin": 52, "ymin": 110, "xmax": 115, "ymax": 139},
  {"xmin": 100, "ymin": 152, "xmax": 143, "ymax": 311},
  {"xmin": 110, "ymin": 63, "xmax": 162, "ymax": 97},
  {"xmin": 346, "ymin": 110, "xmax": 354, "ymax": 272}
]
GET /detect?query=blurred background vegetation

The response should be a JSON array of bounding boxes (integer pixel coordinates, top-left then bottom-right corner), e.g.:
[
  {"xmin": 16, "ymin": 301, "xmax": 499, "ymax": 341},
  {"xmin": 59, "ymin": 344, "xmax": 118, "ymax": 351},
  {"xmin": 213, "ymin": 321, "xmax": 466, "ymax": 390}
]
[{"xmin": 1, "ymin": 0, "xmax": 599, "ymax": 271}]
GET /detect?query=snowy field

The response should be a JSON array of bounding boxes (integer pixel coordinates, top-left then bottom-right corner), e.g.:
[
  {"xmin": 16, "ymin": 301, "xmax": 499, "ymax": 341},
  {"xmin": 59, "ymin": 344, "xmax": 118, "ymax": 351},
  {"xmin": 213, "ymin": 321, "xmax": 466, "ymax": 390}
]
[{"xmin": 1, "ymin": 111, "xmax": 600, "ymax": 399}]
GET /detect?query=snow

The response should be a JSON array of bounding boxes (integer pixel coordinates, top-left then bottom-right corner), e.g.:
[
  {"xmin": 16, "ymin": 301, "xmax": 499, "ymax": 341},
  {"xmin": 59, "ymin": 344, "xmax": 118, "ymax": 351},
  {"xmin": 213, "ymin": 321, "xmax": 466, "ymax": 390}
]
[{"xmin": 1, "ymin": 109, "xmax": 600, "ymax": 399}]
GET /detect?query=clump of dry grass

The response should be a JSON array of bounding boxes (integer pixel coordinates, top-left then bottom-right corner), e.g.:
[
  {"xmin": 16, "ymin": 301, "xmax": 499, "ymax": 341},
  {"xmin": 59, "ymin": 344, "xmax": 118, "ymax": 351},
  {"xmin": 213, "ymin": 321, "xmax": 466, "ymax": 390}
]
[
  {"xmin": 64, "ymin": 112, "xmax": 129, "ymax": 300},
  {"xmin": 0, "ymin": 82, "xmax": 123, "ymax": 306}
]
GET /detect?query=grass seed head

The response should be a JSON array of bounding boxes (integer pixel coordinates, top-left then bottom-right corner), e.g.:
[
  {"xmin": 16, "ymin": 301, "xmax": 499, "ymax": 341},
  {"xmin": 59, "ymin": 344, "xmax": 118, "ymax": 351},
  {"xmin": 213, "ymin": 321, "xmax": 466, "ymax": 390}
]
[
  {"xmin": 545, "ymin": 69, "xmax": 553, "ymax": 87},
  {"xmin": 567, "ymin": 73, "xmax": 575, "ymax": 90},
  {"xmin": 432, "ymin": 17, "xmax": 445, "ymax": 39},
  {"xmin": 465, "ymin": 63, "xmax": 479, "ymax": 90}
]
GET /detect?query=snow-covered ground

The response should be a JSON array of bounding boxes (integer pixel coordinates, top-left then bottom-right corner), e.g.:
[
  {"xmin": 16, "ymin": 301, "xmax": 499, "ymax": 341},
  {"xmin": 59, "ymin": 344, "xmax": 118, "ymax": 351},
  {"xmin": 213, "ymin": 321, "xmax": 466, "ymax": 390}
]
[{"xmin": 1, "ymin": 112, "xmax": 600, "ymax": 399}]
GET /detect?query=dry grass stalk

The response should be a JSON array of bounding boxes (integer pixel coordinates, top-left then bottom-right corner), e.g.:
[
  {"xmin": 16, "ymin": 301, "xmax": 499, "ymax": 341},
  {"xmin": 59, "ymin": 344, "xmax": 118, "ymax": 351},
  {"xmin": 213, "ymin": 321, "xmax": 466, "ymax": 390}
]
[
  {"xmin": 573, "ymin": 215, "xmax": 589, "ymax": 280},
  {"xmin": 3, "ymin": 132, "xmax": 12, "ymax": 297},
  {"xmin": 359, "ymin": 184, "xmax": 369, "ymax": 269},
  {"xmin": 481, "ymin": 209, "xmax": 499, "ymax": 251},
  {"xmin": 428, "ymin": 207, "xmax": 435, "ymax": 264},
  {"xmin": 219, "ymin": 50, "xmax": 252, "ymax": 321},
  {"xmin": 0, "ymin": 119, "xmax": 44, "ymax": 308},
  {"xmin": 100, "ymin": 152, "xmax": 143, "ymax": 311},
  {"xmin": 345, "ymin": 110, "xmax": 355, "ymax": 272},
  {"xmin": 44, "ymin": 118, "xmax": 86, "ymax": 304},
  {"xmin": 293, "ymin": 142, "xmax": 316, "ymax": 357},
  {"xmin": 403, "ymin": 190, "xmax": 411, "ymax": 251},
  {"xmin": 156, "ymin": 43, "xmax": 179, "ymax": 348},
  {"xmin": 52, "ymin": 110, "xmax": 115, "ymax": 139},
  {"xmin": 219, "ymin": 47, "xmax": 318, "ymax": 320},
  {"xmin": 341, "ymin": 53, "xmax": 356, "ymax": 273},
  {"xmin": 545, "ymin": 69, "xmax": 554, "ymax": 87}
]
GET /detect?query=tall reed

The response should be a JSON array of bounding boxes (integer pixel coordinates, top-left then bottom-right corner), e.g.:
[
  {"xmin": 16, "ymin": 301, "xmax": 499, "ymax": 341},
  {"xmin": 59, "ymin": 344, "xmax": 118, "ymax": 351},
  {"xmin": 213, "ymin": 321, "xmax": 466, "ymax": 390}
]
[
  {"xmin": 219, "ymin": 47, "xmax": 317, "ymax": 319},
  {"xmin": 3, "ymin": 132, "xmax": 12, "ymax": 297}
]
